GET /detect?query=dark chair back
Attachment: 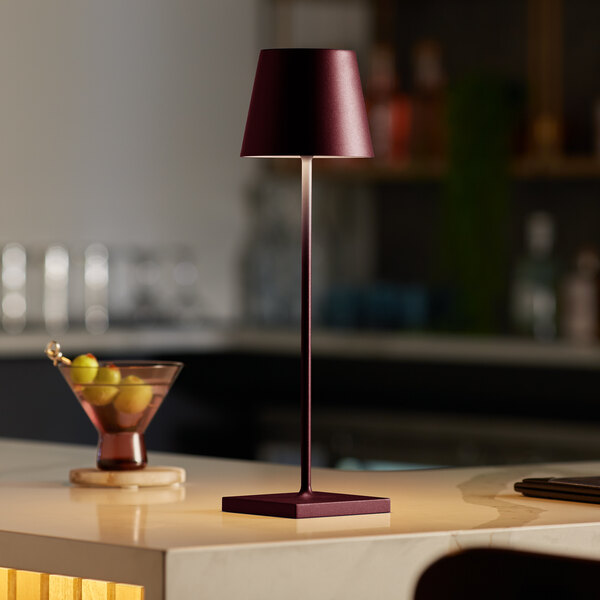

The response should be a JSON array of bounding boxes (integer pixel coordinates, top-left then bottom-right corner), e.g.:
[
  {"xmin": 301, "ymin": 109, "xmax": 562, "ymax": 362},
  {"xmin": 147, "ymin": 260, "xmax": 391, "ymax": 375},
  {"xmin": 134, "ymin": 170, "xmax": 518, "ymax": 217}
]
[{"xmin": 415, "ymin": 548, "xmax": 600, "ymax": 599}]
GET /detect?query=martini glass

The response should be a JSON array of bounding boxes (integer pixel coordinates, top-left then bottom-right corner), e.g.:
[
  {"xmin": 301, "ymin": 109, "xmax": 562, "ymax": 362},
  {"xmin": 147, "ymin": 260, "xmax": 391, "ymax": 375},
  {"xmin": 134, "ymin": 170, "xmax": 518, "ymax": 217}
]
[{"xmin": 58, "ymin": 361, "xmax": 183, "ymax": 470}]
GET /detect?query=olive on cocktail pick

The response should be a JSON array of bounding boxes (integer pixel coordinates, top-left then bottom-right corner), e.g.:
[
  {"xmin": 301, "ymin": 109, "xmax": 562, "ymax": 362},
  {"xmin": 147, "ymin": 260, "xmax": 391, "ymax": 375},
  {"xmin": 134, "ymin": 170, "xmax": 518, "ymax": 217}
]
[
  {"xmin": 69, "ymin": 353, "xmax": 99, "ymax": 384},
  {"xmin": 45, "ymin": 342, "xmax": 99, "ymax": 385},
  {"xmin": 83, "ymin": 364, "xmax": 122, "ymax": 406}
]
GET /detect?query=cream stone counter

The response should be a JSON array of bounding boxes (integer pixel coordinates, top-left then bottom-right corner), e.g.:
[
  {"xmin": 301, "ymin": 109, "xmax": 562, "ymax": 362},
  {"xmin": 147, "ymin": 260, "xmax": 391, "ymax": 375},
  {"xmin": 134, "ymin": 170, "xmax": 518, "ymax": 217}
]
[{"xmin": 2, "ymin": 439, "xmax": 600, "ymax": 599}]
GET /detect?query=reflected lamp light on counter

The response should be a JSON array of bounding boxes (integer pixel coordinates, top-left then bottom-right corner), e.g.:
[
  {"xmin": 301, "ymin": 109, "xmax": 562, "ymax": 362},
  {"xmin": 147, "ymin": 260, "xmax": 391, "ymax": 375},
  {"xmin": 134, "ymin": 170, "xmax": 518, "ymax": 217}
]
[{"xmin": 222, "ymin": 49, "xmax": 390, "ymax": 518}]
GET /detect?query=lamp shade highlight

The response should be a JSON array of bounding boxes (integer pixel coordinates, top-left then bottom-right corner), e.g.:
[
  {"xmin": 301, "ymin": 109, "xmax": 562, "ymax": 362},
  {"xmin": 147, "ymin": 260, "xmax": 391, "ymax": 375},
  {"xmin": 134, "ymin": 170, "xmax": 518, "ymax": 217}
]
[{"xmin": 241, "ymin": 49, "xmax": 373, "ymax": 158}]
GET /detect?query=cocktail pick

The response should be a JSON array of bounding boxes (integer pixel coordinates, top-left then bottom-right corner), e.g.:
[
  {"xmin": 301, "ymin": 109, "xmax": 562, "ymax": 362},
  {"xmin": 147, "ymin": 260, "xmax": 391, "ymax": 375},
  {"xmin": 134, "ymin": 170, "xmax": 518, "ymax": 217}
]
[{"xmin": 45, "ymin": 340, "xmax": 72, "ymax": 366}]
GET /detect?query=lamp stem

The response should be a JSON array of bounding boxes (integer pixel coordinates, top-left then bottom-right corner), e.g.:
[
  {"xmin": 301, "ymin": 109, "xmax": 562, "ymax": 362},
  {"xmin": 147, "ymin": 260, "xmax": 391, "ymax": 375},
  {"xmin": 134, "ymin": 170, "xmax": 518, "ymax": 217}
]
[{"xmin": 300, "ymin": 156, "xmax": 313, "ymax": 495}]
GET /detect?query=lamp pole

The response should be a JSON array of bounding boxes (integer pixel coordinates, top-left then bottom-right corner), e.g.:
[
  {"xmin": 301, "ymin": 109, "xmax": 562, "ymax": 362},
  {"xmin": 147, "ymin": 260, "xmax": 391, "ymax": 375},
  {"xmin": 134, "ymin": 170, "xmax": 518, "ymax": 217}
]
[{"xmin": 300, "ymin": 156, "xmax": 313, "ymax": 496}]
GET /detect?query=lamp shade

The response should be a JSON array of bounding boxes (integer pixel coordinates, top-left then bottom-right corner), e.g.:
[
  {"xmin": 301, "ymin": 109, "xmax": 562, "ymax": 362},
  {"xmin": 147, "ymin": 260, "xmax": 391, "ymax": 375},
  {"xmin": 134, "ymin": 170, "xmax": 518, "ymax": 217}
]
[{"xmin": 241, "ymin": 49, "xmax": 373, "ymax": 158}]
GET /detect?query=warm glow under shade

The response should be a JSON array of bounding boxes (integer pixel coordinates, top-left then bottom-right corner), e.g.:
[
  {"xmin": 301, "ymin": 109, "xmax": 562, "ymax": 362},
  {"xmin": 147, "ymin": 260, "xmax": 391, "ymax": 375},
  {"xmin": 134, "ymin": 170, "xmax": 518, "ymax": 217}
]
[{"xmin": 240, "ymin": 49, "xmax": 374, "ymax": 158}]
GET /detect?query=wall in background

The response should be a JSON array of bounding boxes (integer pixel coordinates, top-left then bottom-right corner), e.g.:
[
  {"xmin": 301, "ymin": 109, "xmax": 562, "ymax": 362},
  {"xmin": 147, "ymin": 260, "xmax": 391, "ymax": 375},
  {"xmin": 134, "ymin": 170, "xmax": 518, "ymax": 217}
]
[{"xmin": 0, "ymin": 0, "xmax": 260, "ymax": 319}]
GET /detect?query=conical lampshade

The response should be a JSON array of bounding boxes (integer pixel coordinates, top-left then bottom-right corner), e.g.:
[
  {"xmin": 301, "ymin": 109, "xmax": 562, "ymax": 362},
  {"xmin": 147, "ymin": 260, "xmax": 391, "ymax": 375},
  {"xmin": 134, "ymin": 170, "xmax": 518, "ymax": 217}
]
[{"xmin": 241, "ymin": 49, "xmax": 373, "ymax": 158}]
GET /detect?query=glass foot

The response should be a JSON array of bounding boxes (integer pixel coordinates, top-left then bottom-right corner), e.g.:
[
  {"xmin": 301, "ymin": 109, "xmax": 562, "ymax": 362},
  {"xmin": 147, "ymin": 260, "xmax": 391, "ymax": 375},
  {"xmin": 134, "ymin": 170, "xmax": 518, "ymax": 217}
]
[{"xmin": 97, "ymin": 432, "xmax": 147, "ymax": 470}]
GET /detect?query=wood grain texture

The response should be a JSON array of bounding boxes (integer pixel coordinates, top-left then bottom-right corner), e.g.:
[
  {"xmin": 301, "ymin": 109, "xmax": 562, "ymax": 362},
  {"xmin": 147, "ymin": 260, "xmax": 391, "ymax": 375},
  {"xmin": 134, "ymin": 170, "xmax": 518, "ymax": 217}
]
[
  {"xmin": 16, "ymin": 570, "xmax": 48, "ymax": 600},
  {"xmin": 0, "ymin": 568, "xmax": 16, "ymax": 600},
  {"xmin": 49, "ymin": 575, "xmax": 82, "ymax": 600},
  {"xmin": 114, "ymin": 584, "xmax": 143, "ymax": 600},
  {"xmin": 81, "ymin": 580, "xmax": 113, "ymax": 600},
  {"xmin": 0, "ymin": 569, "xmax": 142, "ymax": 600}
]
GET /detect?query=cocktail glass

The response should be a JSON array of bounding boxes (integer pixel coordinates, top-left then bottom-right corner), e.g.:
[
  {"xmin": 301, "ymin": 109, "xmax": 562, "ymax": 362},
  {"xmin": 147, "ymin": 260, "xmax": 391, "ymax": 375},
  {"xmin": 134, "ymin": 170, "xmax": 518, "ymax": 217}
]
[{"xmin": 58, "ymin": 361, "xmax": 183, "ymax": 470}]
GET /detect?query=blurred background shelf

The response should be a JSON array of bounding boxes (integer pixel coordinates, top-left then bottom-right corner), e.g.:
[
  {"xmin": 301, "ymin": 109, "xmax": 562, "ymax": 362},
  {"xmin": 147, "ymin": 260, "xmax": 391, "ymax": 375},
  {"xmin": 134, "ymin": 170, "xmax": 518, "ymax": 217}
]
[
  {"xmin": 2, "ymin": 0, "xmax": 600, "ymax": 473},
  {"xmin": 273, "ymin": 156, "xmax": 600, "ymax": 182},
  {"xmin": 11, "ymin": 325, "xmax": 600, "ymax": 370},
  {"xmin": 512, "ymin": 156, "xmax": 600, "ymax": 180},
  {"xmin": 222, "ymin": 327, "xmax": 600, "ymax": 371},
  {"xmin": 9, "ymin": 324, "xmax": 600, "ymax": 470}
]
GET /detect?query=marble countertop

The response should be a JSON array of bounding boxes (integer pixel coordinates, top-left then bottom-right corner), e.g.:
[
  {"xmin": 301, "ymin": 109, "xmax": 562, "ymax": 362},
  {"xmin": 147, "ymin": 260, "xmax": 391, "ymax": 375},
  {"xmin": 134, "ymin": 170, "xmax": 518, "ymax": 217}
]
[{"xmin": 2, "ymin": 438, "xmax": 600, "ymax": 599}]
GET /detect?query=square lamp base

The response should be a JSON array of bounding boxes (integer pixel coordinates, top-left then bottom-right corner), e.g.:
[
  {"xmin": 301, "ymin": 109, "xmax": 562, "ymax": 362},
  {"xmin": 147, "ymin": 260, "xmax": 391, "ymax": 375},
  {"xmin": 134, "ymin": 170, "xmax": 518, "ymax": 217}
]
[{"xmin": 222, "ymin": 491, "xmax": 391, "ymax": 519}]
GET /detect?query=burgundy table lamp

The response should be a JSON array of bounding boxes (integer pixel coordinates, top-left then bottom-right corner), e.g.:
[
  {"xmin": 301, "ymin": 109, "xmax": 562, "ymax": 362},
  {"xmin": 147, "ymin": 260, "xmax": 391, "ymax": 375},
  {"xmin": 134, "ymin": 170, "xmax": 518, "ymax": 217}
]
[{"xmin": 222, "ymin": 49, "xmax": 390, "ymax": 518}]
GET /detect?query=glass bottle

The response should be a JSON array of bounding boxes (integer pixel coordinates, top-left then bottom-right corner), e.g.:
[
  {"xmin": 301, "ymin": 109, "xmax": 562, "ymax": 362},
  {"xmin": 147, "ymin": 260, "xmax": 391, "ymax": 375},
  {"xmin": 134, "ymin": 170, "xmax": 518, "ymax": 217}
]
[
  {"xmin": 511, "ymin": 211, "xmax": 558, "ymax": 340},
  {"xmin": 561, "ymin": 248, "xmax": 600, "ymax": 344},
  {"xmin": 366, "ymin": 44, "xmax": 412, "ymax": 163},
  {"xmin": 410, "ymin": 39, "xmax": 446, "ymax": 161}
]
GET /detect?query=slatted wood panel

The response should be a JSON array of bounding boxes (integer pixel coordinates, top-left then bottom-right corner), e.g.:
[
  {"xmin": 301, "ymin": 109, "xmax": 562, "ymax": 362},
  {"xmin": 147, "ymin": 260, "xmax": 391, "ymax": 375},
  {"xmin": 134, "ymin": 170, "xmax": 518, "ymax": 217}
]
[
  {"xmin": 48, "ymin": 576, "xmax": 81, "ymax": 600},
  {"xmin": 0, "ymin": 568, "xmax": 143, "ymax": 600}
]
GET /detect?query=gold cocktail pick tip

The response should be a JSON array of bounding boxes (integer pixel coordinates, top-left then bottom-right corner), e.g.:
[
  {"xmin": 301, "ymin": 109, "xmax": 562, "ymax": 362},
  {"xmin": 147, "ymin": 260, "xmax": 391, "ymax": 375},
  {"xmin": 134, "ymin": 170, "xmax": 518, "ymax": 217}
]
[{"xmin": 45, "ymin": 341, "xmax": 72, "ymax": 366}]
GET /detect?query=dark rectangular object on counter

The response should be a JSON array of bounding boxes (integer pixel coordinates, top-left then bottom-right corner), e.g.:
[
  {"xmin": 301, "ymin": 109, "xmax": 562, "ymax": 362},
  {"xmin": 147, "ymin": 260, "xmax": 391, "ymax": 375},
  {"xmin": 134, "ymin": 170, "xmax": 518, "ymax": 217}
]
[{"xmin": 515, "ymin": 476, "xmax": 600, "ymax": 504}]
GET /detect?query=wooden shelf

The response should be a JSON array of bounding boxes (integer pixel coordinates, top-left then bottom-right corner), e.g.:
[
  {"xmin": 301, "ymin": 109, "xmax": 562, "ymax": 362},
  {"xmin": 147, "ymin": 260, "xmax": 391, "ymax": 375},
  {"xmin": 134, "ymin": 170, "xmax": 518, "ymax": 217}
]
[
  {"xmin": 272, "ymin": 156, "xmax": 600, "ymax": 182},
  {"xmin": 511, "ymin": 156, "xmax": 600, "ymax": 179}
]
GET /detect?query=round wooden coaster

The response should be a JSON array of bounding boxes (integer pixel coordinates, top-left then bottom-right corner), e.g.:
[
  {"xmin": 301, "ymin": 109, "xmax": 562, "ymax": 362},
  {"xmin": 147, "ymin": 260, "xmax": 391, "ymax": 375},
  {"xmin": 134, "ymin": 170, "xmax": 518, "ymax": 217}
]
[{"xmin": 70, "ymin": 466, "xmax": 186, "ymax": 489}]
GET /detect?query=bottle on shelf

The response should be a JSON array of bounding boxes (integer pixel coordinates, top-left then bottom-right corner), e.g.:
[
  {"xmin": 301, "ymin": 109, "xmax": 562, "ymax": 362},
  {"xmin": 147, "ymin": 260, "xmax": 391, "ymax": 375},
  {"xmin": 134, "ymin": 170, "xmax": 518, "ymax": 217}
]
[
  {"xmin": 410, "ymin": 39, "xmax": 446, "ymax": 161},
  {"xmin": 530, "ymin": 114, "xmax": 562, "ymax": 161},
  {"xmin": 560, "ymin": 247, "xmax": 600, "ymax": 345},
  {"xmin": 594, "ymin": 97, "xmax": 600, "ymax": 161},
  {"xmin": 365, "ymin": 43, "xmax": 412, "ymax": 163},
  {"xmin": 240, "ymin": 180, "xmax": 302, "ymax": 326},
  {"xmin": 511, "ymin": 211, "xmax": 558, "ymax": 341}
]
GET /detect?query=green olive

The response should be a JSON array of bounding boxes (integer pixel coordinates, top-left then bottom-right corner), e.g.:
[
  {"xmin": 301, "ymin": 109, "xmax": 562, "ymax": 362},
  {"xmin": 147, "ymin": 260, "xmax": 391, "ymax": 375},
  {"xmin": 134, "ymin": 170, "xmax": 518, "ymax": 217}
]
[
  {"xmin": 70, "ymin": 354, "xmax": 99, "ymax": 384},
  {"xmin": 113, "ymin": 375, "xmax": 153, "ymax": 414},
  {"xmin": 82, "ymin": 386, "xmax": 119, "ymax": 406}
]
